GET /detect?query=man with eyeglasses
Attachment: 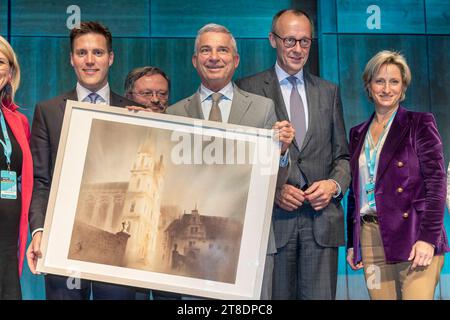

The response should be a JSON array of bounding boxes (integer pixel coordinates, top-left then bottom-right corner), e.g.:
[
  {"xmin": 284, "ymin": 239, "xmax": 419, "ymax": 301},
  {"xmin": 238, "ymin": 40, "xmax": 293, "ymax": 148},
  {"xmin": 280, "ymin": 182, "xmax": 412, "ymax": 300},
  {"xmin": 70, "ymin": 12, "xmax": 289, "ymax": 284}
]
[
  {"xmin": 237, "ymin": 9, "xmax": 350, "ymax": 300},
  {"xmin": 125, "ymin": 66, "xmax": 170, "ymax": 113},
  {"xmin": 125, "ymin": 66, "xmax": 187, "ymax": 301}
]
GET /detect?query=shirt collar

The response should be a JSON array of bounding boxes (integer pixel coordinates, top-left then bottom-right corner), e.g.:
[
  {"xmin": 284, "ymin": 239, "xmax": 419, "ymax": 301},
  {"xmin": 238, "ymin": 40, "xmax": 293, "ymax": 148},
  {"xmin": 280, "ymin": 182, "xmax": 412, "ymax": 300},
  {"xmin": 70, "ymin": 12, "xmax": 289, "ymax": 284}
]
[
  {"xmin": 76, "ymin": 82, "xmax": 110, "ymax": 103},
  {"xmin": 275, "ymin": 62, "xmax": 304, "ymax": 85},
  {"xmin": 199, "ymin": 82, "xmax": 234, "ymax": 102}
]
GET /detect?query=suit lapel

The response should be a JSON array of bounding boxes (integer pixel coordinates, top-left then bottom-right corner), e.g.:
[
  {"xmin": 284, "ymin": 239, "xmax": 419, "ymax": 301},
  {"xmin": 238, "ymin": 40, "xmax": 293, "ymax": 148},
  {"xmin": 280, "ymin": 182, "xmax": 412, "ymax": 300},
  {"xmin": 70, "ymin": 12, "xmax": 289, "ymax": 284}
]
[
  {"xmin": 66, "ymin": 89, "xmax": 78, "ymax": 101},
  {"xmin": 263, "ymin": 68, "xmax": 289, "ymax": 121},
  {"xmin": 228, "ymin": 85, "xmax": 251, "ymax": 125},
  {"xmin": 110, "ymin": 90, "xmax": 131, "ymax": 108},
  {"xmin": 110, "ymin": 91, "xmax": 122, "ymax": 106},
  {"xmin": 263, "ymin": 68, "xmax": 306, "ymax": 151},
  {"xmin": 264, "ymin": 69, "xmax": 318, "ymax": 152},
  {"xmin": 59, "ymin": 89, "xmax": 77, "ymax": 118},
  {"xmin": 350, "ymin": 116, "xmax": 372, "ymax": 177},
  {"xmin": 185, "ymin": 92, "xmax": 205, "ymax": 120},
  {"xmin": 348, "ymin": 117, "xmax": 372, "ymax": 217},
  {"xmin": 186, "ymin": 86, "xmax": 252, "ymax": 124},
  {"xmin": 376, "ymin": 106, "xmax": 409, "ymax": 181}
]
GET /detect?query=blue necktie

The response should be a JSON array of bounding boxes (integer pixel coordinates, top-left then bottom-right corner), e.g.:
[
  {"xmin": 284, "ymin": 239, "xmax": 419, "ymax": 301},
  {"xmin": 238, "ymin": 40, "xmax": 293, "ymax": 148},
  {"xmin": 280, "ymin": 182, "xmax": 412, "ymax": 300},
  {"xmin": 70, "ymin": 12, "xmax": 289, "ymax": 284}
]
[{"xmin": 86, "ymin": 92, "xmax": 100, "ymax": 104}]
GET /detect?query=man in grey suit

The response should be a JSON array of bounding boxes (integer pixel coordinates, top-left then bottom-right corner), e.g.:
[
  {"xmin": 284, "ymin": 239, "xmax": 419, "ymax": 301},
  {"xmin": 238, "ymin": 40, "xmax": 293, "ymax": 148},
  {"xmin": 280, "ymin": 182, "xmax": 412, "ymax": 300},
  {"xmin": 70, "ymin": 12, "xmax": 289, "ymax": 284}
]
[
  {"xmin": 236, "ymin": 9, "xmax": 350, "ymax": 300},
  {"xmin": 167, "ymin": 23, "xmax": 294, "ymax": 299}
]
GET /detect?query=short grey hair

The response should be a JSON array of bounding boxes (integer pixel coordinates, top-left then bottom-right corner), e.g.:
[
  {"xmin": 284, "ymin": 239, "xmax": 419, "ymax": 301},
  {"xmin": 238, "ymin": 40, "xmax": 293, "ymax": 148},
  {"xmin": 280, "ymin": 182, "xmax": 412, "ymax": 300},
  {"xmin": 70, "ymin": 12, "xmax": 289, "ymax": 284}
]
[
  {"xmin": 194, "ymin": 23, "xmax": 238, "ymax": 55},
  {"xmin": 363, "ymin": 50, "xmax": 411, "ymax": 102}
]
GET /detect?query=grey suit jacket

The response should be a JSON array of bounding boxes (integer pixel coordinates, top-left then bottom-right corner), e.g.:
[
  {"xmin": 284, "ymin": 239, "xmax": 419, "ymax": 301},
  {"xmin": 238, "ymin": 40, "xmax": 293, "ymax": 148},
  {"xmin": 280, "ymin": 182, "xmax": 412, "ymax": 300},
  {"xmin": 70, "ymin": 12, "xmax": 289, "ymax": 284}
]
[
  {"xmin": 167, "ymin": 83, "xmax": 281, "ymax": 254},
  {"xmin": 237, "ymin": 67, "xmax": 351, "ymax": 248},
  {"xmin": 29, "ymin": 89, "xmax": 138, "ymax": 232},
  {"xmin": 167, "ymin": 84, "xmax": 276, "ymax": 129}
]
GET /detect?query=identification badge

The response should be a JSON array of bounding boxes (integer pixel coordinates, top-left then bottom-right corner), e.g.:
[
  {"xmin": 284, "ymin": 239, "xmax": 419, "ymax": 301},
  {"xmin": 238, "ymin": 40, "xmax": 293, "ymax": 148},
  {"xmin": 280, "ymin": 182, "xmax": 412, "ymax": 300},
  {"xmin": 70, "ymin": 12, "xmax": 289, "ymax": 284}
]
[
  {"xmin": 1, "ymin": 170, "xmax": 17, "ymax": 199},
  {"xmin": 365, "ymin": 181, "xmax": 376, "ymax": 208}
]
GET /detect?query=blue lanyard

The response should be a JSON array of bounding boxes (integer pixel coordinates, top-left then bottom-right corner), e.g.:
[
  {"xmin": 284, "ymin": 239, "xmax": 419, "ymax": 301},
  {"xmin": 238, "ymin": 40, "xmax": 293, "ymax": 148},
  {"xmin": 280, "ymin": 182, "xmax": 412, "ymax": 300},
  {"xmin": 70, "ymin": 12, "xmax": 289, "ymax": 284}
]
[
  {"xmin": 0, "ymin": 109, "xmax": 12, "ymax": 170},
  {"xmin": 364, "ymin": 110, "xmax": 397, "ymax": 182}
]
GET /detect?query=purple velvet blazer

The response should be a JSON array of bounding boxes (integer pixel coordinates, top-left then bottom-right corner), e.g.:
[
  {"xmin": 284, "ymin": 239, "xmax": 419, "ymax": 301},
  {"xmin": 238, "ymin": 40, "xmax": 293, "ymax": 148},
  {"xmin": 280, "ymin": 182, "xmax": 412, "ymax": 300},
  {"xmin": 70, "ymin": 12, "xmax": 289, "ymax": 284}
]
[{"xmin": 347, "ymin": 106, "xmax": 449, "ymax": 263}]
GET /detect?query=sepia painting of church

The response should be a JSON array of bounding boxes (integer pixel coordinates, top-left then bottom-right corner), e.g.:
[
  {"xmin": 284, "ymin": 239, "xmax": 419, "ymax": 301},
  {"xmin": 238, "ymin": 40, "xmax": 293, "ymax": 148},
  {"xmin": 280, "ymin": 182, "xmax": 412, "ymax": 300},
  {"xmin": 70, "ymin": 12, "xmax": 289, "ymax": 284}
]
[{"xmin": 68, "ymin": 119, "xmax": 249, "ymax": 284}]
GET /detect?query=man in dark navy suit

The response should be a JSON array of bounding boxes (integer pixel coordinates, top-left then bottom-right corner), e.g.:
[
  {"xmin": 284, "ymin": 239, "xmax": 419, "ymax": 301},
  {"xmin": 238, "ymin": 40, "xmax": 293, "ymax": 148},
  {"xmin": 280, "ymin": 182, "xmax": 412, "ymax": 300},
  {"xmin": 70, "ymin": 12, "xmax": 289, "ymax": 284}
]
[{"xmin": 26, "ymin": 21, "xmax": 138, "ymax": 300}]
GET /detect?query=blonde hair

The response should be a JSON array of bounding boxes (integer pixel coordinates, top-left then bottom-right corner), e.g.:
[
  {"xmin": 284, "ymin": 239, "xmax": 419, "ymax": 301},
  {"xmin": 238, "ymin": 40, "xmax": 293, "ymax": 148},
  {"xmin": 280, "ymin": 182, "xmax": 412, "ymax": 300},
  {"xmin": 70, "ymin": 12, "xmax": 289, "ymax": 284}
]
[
  {"xmin": 0, "ymin": 36, "xmax": 21, "ymax": 103},
  {"xmin": 362, "ymin": 50, "xmax": 411, "ymax": 102}
]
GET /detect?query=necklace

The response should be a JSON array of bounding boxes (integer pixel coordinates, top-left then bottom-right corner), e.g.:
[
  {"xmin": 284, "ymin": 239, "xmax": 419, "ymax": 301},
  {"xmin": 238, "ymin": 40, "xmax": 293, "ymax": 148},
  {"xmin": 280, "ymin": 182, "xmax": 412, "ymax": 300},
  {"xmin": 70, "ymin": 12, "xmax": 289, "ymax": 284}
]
[{"xmin": 374, "ymin": 112, "xmax": 395, "ymax": 128}]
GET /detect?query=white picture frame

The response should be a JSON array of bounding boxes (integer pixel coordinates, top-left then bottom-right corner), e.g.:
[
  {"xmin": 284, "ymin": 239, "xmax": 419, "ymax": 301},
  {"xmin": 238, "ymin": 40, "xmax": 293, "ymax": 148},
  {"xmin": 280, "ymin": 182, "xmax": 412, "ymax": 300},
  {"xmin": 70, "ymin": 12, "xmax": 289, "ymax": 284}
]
[{"xmin": 37, "ymin": 100, "xmax": 280, "ymax": 300}]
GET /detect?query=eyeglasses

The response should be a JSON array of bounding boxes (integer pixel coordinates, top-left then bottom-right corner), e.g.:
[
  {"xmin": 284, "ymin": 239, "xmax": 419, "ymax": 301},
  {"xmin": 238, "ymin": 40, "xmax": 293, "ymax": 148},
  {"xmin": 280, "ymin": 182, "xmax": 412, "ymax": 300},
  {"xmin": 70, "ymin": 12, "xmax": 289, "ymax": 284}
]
[
  {"xmin": 132, "ymin": 90, "xmax": 168, "ymax": 99},
  {"xmin": 271, "ymin": 32, "xmax": 312, "ymax": 49}
]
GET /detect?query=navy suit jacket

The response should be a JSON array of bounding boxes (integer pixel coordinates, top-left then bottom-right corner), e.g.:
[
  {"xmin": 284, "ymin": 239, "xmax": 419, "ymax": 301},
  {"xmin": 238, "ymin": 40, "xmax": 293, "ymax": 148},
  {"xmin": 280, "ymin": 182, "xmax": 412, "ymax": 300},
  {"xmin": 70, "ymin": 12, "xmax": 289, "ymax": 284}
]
[{"xmin": 29, "ymin": 89, "xmax": 138, "ymax": 232}]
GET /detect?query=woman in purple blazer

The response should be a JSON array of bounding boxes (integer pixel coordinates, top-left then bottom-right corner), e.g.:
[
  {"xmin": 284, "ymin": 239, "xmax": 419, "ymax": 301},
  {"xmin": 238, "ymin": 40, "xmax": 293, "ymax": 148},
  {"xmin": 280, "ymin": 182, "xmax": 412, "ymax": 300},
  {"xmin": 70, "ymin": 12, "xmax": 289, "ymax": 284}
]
[{"xmin": 346, "ymin": 50, "xmax": 449, "ymax": 299}]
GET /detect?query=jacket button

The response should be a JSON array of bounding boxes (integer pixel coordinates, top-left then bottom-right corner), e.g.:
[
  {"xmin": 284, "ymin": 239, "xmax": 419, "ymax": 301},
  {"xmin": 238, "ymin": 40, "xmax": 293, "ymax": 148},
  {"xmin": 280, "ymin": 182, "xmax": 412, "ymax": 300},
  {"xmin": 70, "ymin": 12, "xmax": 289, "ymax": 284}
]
[
  {"xmin": 353, "ymin": 219, "xmax": 357, "ymax": 224},
  {"xmin": 403, "ymin": 212, "xmax": 409, "ymax": 219},
  {"xmin": 297, "ymin": 158, "xmax": 302, "ymax": 164},
  {"xmin": 397, "ymin": 161, "xmax": 404, "ymax": 168},
  {"xmin": 397, "ymin": 187, "xmax": 404, "ymax": 193}
]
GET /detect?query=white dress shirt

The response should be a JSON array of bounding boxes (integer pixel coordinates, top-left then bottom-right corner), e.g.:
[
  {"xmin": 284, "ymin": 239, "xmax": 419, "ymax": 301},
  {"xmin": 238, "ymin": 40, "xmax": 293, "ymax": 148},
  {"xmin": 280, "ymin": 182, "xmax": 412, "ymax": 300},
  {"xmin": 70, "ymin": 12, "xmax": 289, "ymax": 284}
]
[
  {"xmin": 275, "ymin": 63, "xmax": 342, "ymax": 194},
  {"xmin": 76, "ymin": 82, "xmax": 110, "ymax": 105},
  {"xmin": 358, "ymin": 119, "xmax": 394, "ymax": 215},
  {"xmin": 275, "ymin": 62, "xmax": 309, "ymax": 131}
]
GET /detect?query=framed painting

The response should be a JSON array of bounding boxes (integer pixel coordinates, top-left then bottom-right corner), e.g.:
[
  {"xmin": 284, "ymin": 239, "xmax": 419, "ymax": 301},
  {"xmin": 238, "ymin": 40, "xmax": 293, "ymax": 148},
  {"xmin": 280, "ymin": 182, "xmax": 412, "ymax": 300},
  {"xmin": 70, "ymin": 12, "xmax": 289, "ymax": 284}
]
[{"xmin": 37, "ymin": 100, "xmax": 280, "ymax": 299}]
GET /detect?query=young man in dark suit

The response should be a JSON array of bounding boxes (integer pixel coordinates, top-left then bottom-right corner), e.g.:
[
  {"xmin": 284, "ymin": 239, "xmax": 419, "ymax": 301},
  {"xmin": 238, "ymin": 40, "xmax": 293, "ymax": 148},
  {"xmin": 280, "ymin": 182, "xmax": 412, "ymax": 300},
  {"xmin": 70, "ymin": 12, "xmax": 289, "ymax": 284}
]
[{"xmin": 26, "ymin": 21, "xmax": 138, "ymax": 300}]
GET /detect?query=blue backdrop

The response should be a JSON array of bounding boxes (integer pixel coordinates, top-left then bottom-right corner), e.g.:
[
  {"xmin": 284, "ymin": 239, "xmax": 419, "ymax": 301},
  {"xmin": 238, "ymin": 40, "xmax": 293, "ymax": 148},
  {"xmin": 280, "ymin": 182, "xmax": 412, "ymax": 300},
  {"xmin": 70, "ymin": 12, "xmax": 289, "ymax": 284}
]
[
  {"xmin": 318, "ymin": 0, "xmax": 450, "ymax": 299},
  {"xmin": 1, "ymin": 0, "xmax": 449, "ymax": 299}
]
